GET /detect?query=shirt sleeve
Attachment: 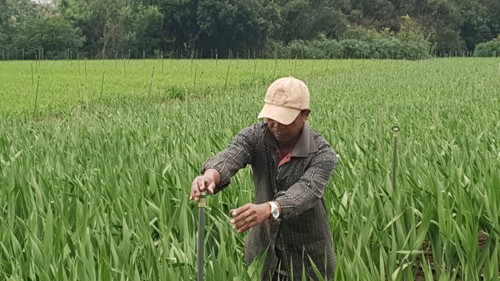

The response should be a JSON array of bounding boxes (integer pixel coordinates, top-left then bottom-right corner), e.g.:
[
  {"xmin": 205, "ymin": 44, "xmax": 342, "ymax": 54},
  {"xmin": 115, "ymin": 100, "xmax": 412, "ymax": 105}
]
[
  {"xmin": 274, "ymin": 143, "xmax": 337, "ymax": 220},
  {"xmin": 202, "ymin": 125, "xmax": 257, "ymax": 192}
]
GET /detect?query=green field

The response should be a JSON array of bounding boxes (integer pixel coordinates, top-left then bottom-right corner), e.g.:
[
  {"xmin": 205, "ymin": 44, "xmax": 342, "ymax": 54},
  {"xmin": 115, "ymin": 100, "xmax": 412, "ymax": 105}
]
[{"xmin": 1, "ymin": 58, "xmax": 499, "ymax": 280}]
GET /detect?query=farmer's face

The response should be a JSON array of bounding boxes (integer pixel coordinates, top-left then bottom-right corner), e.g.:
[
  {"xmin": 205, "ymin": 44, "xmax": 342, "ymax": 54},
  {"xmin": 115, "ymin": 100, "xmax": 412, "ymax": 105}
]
[{"xmin": 267, "ymin": 110, "xmax": 310, "ymax": 146}]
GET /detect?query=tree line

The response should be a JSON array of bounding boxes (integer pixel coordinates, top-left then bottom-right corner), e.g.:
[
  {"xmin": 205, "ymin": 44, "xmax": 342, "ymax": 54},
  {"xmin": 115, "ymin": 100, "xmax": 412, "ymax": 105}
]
[{"xmin": 1, "ymin": 0, "xmax": 499, "ymax": 60}]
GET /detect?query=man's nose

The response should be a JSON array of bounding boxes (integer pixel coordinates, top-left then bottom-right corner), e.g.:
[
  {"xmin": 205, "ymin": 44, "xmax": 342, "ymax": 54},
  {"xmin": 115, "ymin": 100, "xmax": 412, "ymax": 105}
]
[{"xmin": 273, "ymin": 122, "xmax": 285, "ymax": 129}]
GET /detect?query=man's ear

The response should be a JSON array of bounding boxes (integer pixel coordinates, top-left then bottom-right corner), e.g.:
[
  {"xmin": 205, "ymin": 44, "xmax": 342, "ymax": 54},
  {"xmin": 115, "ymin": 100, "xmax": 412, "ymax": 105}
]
[{"xmin": 302, "ymin": 109, "xmax": 311, "ymax": 120}]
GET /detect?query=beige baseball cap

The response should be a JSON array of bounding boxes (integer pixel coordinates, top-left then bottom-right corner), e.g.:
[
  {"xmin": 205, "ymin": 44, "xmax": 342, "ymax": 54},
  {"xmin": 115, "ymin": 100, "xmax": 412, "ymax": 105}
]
[{"xmin": 258, "ymin": 77, "xmax": 310, "ymax": 125}]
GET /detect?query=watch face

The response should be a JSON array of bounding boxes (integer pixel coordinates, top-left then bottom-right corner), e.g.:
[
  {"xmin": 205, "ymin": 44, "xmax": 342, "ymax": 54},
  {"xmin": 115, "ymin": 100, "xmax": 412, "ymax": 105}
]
[
  {"xmin": 269, "ymin": 202, "xmax": 279, "ymax": 220},
  {"xmin": 272, "ymin": 208, "xmax": 279, "ymax": 219}
]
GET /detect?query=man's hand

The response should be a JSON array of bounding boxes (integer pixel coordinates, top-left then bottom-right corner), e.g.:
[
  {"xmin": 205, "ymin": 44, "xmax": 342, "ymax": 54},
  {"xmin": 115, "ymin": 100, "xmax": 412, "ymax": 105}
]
[
  {"xmin": 190, "ymin": 169, "xmax": 220, "ymax": 201},
  {"xmin": 230, "ymin": 203, "xmax": 271, "ymax": 233}
]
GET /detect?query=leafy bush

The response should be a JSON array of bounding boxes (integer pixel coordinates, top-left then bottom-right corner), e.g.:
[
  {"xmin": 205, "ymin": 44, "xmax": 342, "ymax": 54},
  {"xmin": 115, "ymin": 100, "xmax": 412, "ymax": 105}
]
[
  {"xmin": 341, "ymin": 23, "xmax": 431, "ymax": 59},
  {"xmin": 474, "ymin": 36, "xmax": 500, "ymax": 57},
  {"xmin": 265, "ymin": 39, "xmax": 342, "ymax": 59},
  {"xmin": 266, "ymin": 22, "xmax": 431, "ymax": 60},
  {"xmin": 310, "ymin": 39, "xmax": 343, "ymax": 58},
  {"xmin": 287, "ymin": 40, "xmax": 314, "ymax": 59},
  {"xmin": 339, "ymin": 39, "xmax": 371, "ymax": 58}
]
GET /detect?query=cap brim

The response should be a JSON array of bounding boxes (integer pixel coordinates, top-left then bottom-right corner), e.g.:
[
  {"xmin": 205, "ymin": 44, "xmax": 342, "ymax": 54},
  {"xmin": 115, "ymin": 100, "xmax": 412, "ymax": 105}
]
[{"xmin": 257, "ymin": 103, "xmax": 301, "ymax": 125}]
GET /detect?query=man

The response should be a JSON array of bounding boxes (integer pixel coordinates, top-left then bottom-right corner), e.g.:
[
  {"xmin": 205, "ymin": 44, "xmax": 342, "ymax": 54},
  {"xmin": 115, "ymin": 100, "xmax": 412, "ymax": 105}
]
[{"xmin": 190, "ymin": 77, "xmax": 337, "ymax": 280}]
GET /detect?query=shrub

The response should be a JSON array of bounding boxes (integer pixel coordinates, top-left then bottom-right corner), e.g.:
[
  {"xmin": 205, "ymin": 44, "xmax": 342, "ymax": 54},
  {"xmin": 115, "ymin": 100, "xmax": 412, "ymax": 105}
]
[
  {"xmin": 337, "ymin": 23, "xmax": 431, "ymax": 59},
  {"xmin": 474, "ymin": 36, "xmax": 500, "ymax": 57},
  {"xmin": 339, "ymin": 39, "xmax": 371, "ymax": 59},
  {"xmin": 310, "ymin": 40, "xmax": 343, "ymax": 58},
  {"xmin": 265, "ymin": 22, "xmax": 432, "ymax": 60},
  {"xmin": 287, "ymin": 40, "xmax": 316, "ymax": 59}
]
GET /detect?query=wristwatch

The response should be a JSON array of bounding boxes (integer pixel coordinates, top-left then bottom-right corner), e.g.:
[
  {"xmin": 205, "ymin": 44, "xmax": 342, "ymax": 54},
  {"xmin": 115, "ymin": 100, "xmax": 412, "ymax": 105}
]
[{"xmin": 268, "ymin": 201, "xmax": 280, "ymax": 220}]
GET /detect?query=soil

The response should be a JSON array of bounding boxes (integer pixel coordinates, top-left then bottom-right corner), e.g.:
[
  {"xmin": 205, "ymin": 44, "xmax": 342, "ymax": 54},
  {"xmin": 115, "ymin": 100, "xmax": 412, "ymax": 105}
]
[{"xmin": 413, "ymin": 231, "xmax": 492, "ymax": 280}]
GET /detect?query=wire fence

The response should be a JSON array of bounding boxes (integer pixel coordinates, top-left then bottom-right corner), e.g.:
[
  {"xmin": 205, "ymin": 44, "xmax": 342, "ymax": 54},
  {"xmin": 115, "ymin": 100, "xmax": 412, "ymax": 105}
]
[{"xmin": 0, "ymin": 47, "xmax": 495, "ymax": 61}]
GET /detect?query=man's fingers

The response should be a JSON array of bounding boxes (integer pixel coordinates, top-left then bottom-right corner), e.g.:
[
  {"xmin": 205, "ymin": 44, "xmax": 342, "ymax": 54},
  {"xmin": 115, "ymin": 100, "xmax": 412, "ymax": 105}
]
[
  {"xmin": 229, "ymin": 203, "xmax": 271, "ymax": 233},
  {"xmin": 239, "ymin": 215, "xmax": 256, "ymax": 229},
  {"xmin": 233, "ymin": 213, "xmax": 249, "ymax": 229},
  {"xmin": 207, "ymin": 182, "xmax": 216, "ymax": 194},
  {"xmin": 231, "ymin": 206, "xmax": 259, "ymax": 232},
  {"xmin": 239, "ymin": 221, "xmax": 256, "ymax": 233},
  {"xmin": 199, "ymin": 177, "xmax": 216, "ymax": 193},
  {"xmin": 230, "ymin": 209, "xmax": 238, "ymax": 217},
  {"xmin": 235, "ymin": 216, "xmax": 258, "ymax": 233},
  {"xmin": 190, "ymin": 178, "xmax": 202, "ymax": 201},
  {"xmin": 190, "ymin": 189, "xmax": 200, "ymax": 201},
  {"xmin": 198, "ymin": 179, "xmax": 206, "ymax": 191},
  {"xmin": 234, "ymin": 215, "xmax": 250, "ymax": 231},
  {"xmin": 231, "ymin": 204, "xmax": 250, "ymax": 218},
  {"xmin": 189, "ymin": 175, "xmax": 213, "ymax": 202}
]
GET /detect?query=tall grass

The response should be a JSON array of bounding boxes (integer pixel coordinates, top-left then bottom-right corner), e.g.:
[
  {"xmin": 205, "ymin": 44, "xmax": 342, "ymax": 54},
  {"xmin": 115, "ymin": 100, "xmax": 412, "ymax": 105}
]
[{"xmin": 0, "ymin": 58, "xmax": 499, "ymax": 280}]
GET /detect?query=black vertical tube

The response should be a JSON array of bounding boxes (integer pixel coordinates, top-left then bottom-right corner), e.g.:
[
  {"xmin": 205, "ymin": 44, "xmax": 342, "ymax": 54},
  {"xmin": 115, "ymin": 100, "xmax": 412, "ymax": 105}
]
[{"xmin": 198, "ymin": 191, "xmax": 207, "ymax": 281}]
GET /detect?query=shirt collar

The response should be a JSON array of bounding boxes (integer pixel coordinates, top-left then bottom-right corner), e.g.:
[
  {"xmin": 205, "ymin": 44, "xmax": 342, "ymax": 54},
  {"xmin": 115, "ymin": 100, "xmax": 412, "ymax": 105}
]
[{"xmin": 263, "ymin": 122, "xmax": 317, "ymax": 157}]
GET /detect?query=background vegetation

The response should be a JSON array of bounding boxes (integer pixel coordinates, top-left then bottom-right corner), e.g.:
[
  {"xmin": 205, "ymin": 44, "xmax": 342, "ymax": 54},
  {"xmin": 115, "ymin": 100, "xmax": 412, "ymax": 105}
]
[
  {"xmin": 1, "ymin": 58, "xmax": 499, "ymax": 280},
  {"xmin": 1, "ymin": 0, "xmax": 500, "ymax": 59},
  {"xmin": 474, "ymin": 36, "xmax": 500, "ymax": 57}
]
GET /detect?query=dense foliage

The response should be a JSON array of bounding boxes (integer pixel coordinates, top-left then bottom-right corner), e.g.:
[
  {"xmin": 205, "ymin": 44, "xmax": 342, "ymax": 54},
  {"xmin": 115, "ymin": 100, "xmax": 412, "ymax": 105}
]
[
  {"xmin": 268, "ymin": 22, "xmax": 431, "ymax": 60},
  {"xmin": 474, "ymin": 36, "xmax": 500, "ymax": 57},
  {"xmin": 0, "ymin": 0, "xmax": 499, "ymax": 59},
  {"xmin": 1, "ymin": 58, "xmax": 499, "ymax": 280}
]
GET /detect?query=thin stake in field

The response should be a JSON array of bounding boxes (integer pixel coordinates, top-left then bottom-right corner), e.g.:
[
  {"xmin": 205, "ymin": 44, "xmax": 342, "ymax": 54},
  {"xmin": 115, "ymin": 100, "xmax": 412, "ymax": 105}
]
[
  {"xmin": 224, "ymin": 62, "xmax": 231, "ymax": 90},
  {"xmin": 193, "ymin": 64, "xmax": 198, "ymax": 90},
  {"xmin": 255, "ymin": 81, "xmax": 259, "ymax": 104},
  {"xmin": 252, "ymin": 57, "xmax": 257, "ymax": 81},
  {"xmin": 148, "ymin": 67, "xmax": 155, "ymax": 96},
  {"xmin": 31, "ymin": 63, "xmax": 34, "ymax": 86},
  {"xmin": 33, "ymin": 76, "xmax": 40, "ymax": 117},
  {"xmin": 75, "ymin": 104, "xmax": 81, "ymax": 145},
  {"xmin": 100, "ymin": 71, "xmax": 105, "ymax": 99},
  {"xmin": 497, "ymin": 63, "xmax": 500, "ymax": 81},
  {"xmin": 123, "ymin": 58, "xmax": 126, "ymax": 76},
  {"xmin": 391, "ymin": 125, "xmax": 400, "ymax": 191},
  {"xmin": 273, "ymin": 59, "xmax": 278, "ymax": 78},
  {"xmin": 236, "ymin": 56, "xmax": 239, "ymax": 90}
]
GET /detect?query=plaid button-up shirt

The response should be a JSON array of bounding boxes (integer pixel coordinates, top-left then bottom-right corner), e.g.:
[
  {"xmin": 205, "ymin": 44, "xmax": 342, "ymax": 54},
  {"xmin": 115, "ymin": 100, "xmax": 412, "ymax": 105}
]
[{"xmin": 203, "ymin": 121, "xmax": 337, "ymax": 280}]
